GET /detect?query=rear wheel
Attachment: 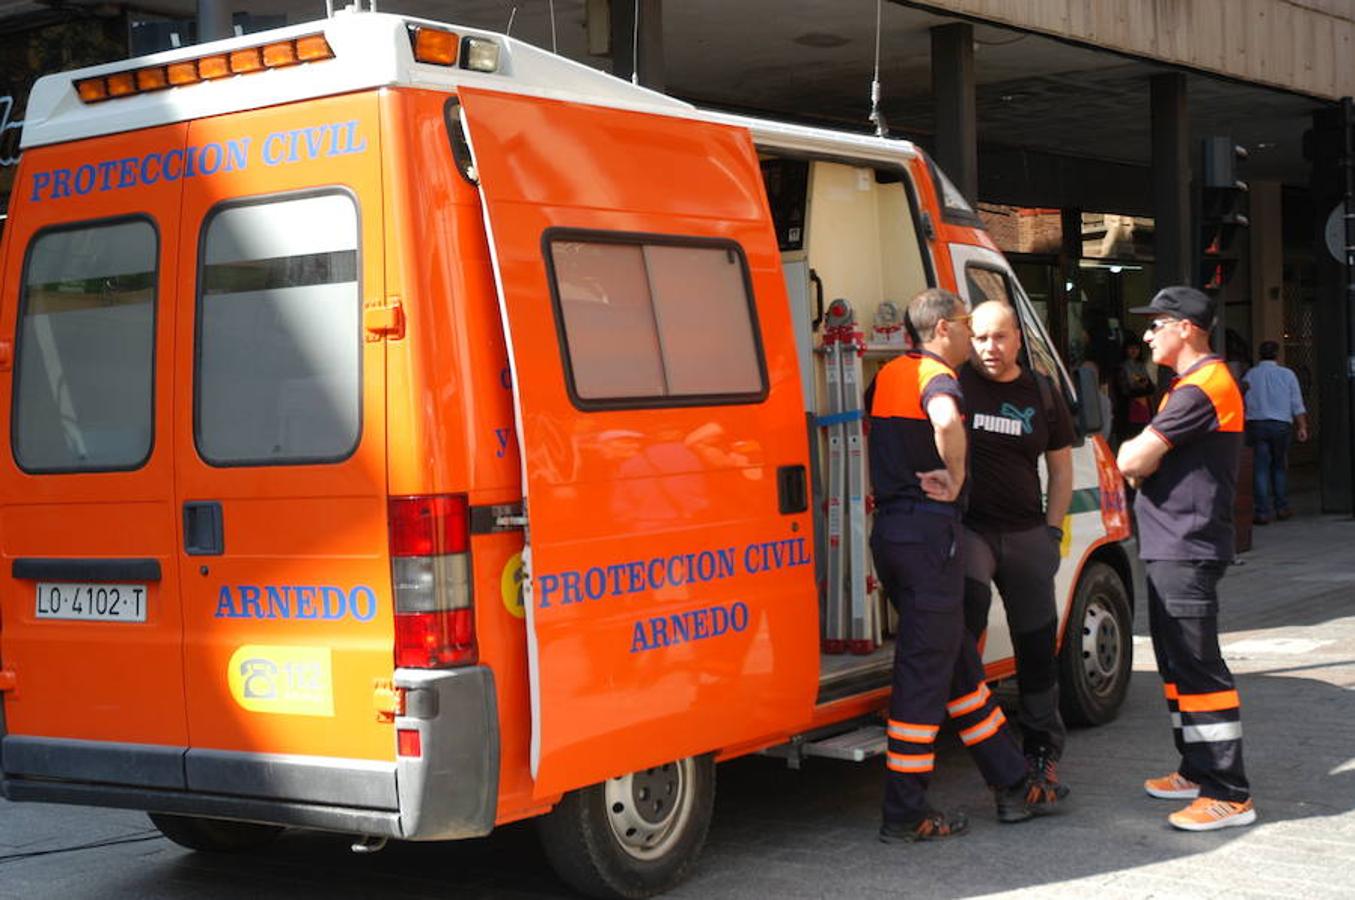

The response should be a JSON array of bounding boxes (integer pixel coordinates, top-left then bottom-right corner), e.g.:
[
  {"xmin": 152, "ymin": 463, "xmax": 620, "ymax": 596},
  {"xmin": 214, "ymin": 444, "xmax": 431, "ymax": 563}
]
[
  {"xmin": 148, "ymin": 812, "xmax": 283, "ymax": 853},
  {"xmin": 1059, "ymin": 560, "xmax": 1132, "ymax": 726},
  {"xmin": 537, "ymin": 755, "xmax": 715, "ymax": 899}
]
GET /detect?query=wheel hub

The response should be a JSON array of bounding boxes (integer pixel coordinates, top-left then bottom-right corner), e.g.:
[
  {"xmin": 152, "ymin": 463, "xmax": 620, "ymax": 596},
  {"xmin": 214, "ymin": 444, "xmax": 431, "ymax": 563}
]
[
  {"xmin": 1080, "ymin": 596, "xmax": 1122, "ymax": 693},
  {"xmin": 603, "ymin": 759, "xmax": 696, "ymax": 860}
]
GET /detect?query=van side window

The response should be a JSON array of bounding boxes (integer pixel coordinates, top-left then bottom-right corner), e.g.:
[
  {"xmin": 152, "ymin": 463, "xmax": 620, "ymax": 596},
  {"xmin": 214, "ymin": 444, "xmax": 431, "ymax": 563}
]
[
  {"xmin": 196, "ymin": 193, "xmax": 360, "ymax": 465},
  {"xmin": 13, "ymin": 219, "xmax": 157, "ymax": 473},
  {"xmin": 966, "ymin": 264, "xmax": 1013, "ymax": 307},
  {"xmin": 967, "ymin": 262, "xmax": 1062, "ymax": 385},
  {"xmin": 546, "ymin": 234, "xmax": 767, "ymax": 406},
  {"xmin": 1013, "ymin": 289, "xmax": 1066, "ymax": 389}
]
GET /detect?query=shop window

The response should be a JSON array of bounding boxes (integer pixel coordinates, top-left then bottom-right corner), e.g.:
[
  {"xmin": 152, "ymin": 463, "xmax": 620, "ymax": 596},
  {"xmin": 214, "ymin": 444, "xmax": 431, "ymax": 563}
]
[
  {"xmin": 1081, "ymin": 212, "xmax": 1155, "ymax": 260},
  {"xmin": 976, "ymin": 204, "xmax": 1062, "ymax": 256}
]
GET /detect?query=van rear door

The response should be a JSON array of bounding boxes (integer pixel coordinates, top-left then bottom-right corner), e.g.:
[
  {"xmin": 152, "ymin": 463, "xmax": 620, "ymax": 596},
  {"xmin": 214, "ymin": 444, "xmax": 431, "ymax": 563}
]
[
  {"xmin": 460, "ymin": 88, "xmax": 819, "ymax": 799},
  {"xmin": 170, "ymin": 95, "xmax": 395, "ymax": 802},
  {"xmin": 0, "ymin": 125, "xmax": 190, "ymax": 786}
]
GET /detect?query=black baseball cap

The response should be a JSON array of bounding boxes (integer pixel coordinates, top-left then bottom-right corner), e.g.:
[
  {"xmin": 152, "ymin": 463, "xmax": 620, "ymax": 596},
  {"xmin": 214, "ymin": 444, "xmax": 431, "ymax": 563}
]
[{"xmin": 1129, "ymin": 286, "xmax": 1216, "ymax": 330}]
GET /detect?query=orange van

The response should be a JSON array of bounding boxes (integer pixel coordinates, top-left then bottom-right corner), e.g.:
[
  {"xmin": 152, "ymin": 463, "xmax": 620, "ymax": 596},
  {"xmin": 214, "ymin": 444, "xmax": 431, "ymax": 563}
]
[{"xmin": 0, "ymin": 11, "xmax": 1136, "ymax": 898}]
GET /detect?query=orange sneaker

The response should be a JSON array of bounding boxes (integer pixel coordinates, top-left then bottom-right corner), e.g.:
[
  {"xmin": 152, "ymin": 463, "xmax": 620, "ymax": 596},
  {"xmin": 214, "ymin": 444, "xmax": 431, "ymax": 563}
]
[
  {"xmin": 1144, "ymin": 771, "xmax": 1199, "ymax": 800},
  {"xmin": 1168, "ymin": 797, "xmax": 1256, "ymax": 831}
]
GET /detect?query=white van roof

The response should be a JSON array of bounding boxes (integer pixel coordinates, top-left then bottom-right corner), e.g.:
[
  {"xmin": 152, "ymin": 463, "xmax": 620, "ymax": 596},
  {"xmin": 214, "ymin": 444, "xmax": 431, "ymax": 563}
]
[{"xmin": 21, "ymin": 10, "xmax": 918, "ymax": 167}]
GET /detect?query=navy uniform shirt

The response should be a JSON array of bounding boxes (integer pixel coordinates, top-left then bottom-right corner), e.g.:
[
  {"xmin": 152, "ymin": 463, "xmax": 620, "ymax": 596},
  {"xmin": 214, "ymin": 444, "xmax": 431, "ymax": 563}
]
[
  {"xmin": 867, "ymin": 350, "xmax": 964, "ymax": 510},
  {"xmin": 1135, "ymin": 355, "xmax": 1244, "ymax": 561}
]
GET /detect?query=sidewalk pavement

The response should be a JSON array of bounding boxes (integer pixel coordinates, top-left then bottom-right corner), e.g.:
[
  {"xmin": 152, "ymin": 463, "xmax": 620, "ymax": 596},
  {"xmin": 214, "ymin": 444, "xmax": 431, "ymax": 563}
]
[
  {"xmin": 2, "ymin": 472, "xmax": 1353, "ymax": 898},
  {"xmin": 683, "ymin": 471, "xmax": 1355, "ymax": 899}
]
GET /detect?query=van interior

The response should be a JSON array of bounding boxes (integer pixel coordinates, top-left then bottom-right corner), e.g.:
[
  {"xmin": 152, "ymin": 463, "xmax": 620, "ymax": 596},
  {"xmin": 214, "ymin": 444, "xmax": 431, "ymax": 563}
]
[{"xmin": 760, "ymin": 154, "xmax": 932, "ymax": 700}]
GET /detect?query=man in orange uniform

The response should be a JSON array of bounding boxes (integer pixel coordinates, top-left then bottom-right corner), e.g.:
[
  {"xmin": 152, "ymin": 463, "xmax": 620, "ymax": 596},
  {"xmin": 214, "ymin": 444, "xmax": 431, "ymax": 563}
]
[
  {"xmin": 1118, "ymin": 286, "xmax": 1255, "ymax": 831},
  {"xmin": 869, "ymin": 288, "xmax": 1063, "ymax": 844}
]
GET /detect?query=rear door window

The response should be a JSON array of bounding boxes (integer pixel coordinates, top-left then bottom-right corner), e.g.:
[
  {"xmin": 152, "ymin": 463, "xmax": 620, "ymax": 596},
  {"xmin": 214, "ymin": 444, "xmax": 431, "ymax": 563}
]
[
  {"xmin": 545, "ymin": 233, "xmax": 767, "ymax": 407},
  {"xmin": 13, "ymin": 219, "xmax": 157, "ymax": 472},
  {"xmin": 195, "ymin": 192, "xmax": 360, "ymax": 465}
]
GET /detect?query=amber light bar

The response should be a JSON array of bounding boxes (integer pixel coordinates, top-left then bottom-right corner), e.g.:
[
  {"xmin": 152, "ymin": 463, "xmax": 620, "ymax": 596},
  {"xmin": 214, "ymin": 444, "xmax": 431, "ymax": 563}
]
[
  {"xmin": 74, "ymin": 33, "xmax": 335, "ymax": 104},
  {"xmin": 411, "ymin": 26, "xmax": 459, "ymax": 65},
  {"xmin": 408, "ymin": 26, "xmax": 500, "ymax": 73}
]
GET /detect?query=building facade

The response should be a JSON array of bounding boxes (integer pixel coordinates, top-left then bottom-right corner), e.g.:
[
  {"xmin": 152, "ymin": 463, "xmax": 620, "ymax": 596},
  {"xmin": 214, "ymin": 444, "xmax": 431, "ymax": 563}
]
[{"xmin": 2, "ymin": 0, "xmax": 1352, "ymax": 508}]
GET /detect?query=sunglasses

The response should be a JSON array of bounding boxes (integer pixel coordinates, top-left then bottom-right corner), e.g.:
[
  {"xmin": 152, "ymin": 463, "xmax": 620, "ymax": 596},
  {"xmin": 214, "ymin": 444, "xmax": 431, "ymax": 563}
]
[
  {"xmin": 945, "ymin": 313, "xmax": 973, "ymax": 328},
  {"xmin": 1146, "ymin": 318, "xmax": 1184, "ymax": 334}
]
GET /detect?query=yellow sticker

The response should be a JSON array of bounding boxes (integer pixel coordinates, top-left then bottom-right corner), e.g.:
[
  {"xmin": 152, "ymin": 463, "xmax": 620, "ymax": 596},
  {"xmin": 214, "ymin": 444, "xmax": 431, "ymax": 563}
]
[
  {"xmin": 1060, "ymin": 514, "xmax": 1073, "ymax": 558},
  {"xmin": 227, "ymin": 645, "xmax": 334, "ymax": 717},
  {"xmin": 501, "ymin": 551, "xmax": 526, "ymax": 619}
]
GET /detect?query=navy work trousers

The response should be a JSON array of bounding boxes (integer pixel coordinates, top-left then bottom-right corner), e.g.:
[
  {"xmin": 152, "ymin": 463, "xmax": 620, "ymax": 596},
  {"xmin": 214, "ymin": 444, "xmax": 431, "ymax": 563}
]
[
  {"xmin": 871, "ymin": 507, "xmax": 1028, "ymax": 825},
  {"xmin": 1145, "ymin": 559, "xmax": 1250, "ymax": 803}
]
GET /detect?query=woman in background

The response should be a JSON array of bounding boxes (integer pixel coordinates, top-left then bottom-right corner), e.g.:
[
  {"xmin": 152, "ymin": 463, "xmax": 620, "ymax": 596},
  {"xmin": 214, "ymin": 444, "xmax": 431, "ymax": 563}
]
[{"xmin": 1114, "ymin": 337, "xmax": 1156, "ymax": 447}]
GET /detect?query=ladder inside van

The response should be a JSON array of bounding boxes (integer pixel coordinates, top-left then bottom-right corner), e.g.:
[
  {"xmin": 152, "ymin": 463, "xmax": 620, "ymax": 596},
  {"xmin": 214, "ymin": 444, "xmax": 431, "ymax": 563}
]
[{"xmin": 818, "ymin": 299, "xmax": 881, "ymax": 656}]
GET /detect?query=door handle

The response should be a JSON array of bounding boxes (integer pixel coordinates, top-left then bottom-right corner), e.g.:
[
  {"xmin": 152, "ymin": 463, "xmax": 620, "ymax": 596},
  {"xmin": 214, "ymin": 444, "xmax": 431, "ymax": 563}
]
[
  {"xmin": 777, "ymin": 465, "xmax": 808, "ymax": 515},
  {"xmin": 184, "ymin": 502, "xmax": 224, "ymax": 556}
]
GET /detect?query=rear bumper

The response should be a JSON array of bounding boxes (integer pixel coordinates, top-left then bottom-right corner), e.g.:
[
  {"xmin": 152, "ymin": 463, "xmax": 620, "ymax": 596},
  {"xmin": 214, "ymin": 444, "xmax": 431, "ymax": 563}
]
[{"xmin": 0, "ymin": 665, "xmax": 500, "ymax": 841}]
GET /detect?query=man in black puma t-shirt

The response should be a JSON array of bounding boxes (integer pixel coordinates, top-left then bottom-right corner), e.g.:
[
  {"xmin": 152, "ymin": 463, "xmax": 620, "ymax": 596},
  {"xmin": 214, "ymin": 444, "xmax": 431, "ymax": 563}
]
[{"xmin": 959, "ymin": 301, "xmax": 1075, "ymax": 794}]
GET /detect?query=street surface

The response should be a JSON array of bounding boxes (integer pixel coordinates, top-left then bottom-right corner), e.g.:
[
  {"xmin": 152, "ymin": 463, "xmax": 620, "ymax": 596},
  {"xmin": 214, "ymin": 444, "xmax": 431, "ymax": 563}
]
[{"xmin": 4, "ymin": 475, "xmax": 1355, "ymax": 899}]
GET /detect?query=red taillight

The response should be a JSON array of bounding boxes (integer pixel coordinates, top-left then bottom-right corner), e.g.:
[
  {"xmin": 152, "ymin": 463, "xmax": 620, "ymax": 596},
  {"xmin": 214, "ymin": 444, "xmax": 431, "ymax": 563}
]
[
  {"xmin": 397, "ymin": 728, "xmax": 422, "ymax": 758},
  {"xmin": 389, "ymin": 495, "xmax": 474, "ymax": 669},
  {"xmin": 394, "ymin": 609, "xmax": 475, "ymax": 667},
  {"xmin": 389, "ymin": 495, "xmax": 469, "ymax": 557}
]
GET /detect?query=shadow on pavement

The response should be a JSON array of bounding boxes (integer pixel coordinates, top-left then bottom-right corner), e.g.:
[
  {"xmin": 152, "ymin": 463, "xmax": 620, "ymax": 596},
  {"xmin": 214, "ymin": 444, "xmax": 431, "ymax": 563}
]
[{"xmin": 66, "ymin": 665, "xmax": 1354, "ymax": 899}]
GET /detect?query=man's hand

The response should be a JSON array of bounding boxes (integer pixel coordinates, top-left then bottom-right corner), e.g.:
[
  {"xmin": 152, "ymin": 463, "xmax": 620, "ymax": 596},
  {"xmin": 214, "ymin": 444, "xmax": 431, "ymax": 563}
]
[{"xmin": 916, "ymin": 469, "xmax": 959, "ymax": 502}]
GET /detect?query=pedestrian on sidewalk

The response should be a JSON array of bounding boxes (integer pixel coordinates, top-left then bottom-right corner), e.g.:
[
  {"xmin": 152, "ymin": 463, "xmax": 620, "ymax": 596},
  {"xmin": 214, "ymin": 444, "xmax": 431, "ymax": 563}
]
[
  {"xmin": 1117, "ymin": 286, "xmax": 1256, "ymax": 832},
  {"xmin": 868, "ymin": 288, "xmax": 1065, "ymax": 845},
  {"xmin": 1113, "ymin": 336, "xmax": 1157, "ymax": 447},
  {"xmin": 959, "ymin": 301, "xmax": 1075, "ymax": 794},
  {"xmin": 1242, "ymin": 340, "xmax": 1308, "ymax": 524}
]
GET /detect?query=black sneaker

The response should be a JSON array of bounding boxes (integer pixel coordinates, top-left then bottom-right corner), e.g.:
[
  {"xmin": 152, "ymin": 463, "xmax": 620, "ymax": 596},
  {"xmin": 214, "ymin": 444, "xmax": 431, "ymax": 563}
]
[
  {"xmin": 995, "ymin": 773, "xmax": 1068, "ymax": 823},
  {"xmin": 1026, "ymin": 751, "xmax": 1066, "ymax": 793},
  {"xmin": 994, "ymin": 779, "xmax": 1036, "ymax": 824},
  {"xmin": 878, "ymin": 810, "xmax": 970, "ymax": 843},
  {"xmin": 1024, "ymin": 773, "xmax": 1070, "ymax": 810}
]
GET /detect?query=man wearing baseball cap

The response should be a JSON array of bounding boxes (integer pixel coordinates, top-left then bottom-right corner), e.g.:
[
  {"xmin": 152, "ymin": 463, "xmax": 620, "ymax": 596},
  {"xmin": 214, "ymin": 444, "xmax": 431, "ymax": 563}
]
[{"xmin": 1116, "ymin": 286, "xmax": 1255, "ymax": 831}]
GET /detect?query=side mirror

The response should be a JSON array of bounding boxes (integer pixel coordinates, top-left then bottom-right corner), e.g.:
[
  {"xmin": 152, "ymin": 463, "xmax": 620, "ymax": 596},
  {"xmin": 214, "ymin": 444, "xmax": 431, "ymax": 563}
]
[{"xmin": 1073, "ymin": 365, "xmax": 1104, "ymax": 438}]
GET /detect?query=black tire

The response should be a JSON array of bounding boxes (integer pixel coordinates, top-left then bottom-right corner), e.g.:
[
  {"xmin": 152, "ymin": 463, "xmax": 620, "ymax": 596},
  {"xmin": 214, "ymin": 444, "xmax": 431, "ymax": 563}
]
[
  {"xmin": 537, "ymin": 755, "xmax": 716, "ymax": 900},
  {"xmin": 1059, "ymin": 560, "xmax": 1133, "ymax": 726},
  {"xmin": 148, "ymin": 812, "xmax": 284, "ymax": 853}
]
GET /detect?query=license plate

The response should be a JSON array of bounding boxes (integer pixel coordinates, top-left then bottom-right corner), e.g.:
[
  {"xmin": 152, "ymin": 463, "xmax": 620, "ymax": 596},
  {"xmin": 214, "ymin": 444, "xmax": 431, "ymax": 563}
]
[{"xmin": 35, "ymin": 582, "xmax": 148, "ymax": 623}]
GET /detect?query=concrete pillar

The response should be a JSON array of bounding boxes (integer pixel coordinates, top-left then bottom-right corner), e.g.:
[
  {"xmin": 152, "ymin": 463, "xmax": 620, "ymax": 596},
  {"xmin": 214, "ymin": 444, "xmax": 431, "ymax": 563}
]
[
  {"xmin": 610, "ymin": 0, "xmax": 665, "ymax": 90},
  {"xmin": 1056, "ymin": 207, "xmax": 1082, "ymax": 360},
  {"xmin": 931, "ymin": 23, "xmax": 977, "ymax": 206},
  {"xmin": 1150, "ymin": 73, "xmax": 1191, "ymax": 289},
  {"xmin": 197, "ymin": 0, "xmax": 233, "ymax": 43},
  {"xmin": 1309, "ymin": 105, "xmax": 1352, "ymax": 513},
  {"xmin": 1249, "ymin": 180, "xmax": 1285, "ymax": 358}
]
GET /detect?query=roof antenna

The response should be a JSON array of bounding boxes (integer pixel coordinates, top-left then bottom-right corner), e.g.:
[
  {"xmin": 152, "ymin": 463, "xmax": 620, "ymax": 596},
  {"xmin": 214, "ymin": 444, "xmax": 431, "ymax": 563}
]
[
  {"xmin": 549, "ymin": 0, "xmax": 558, "ymax": 53},
  {"xmin": 631, "ymin": 0, "xmax": 640, "ymax": 85},
  {"xmin": 506, "ymin": 6, "xmax": 517, "ymax": 36},
  {"xmin": 868, "ymin": 0, "xmax": 890, "ymax": 137}
]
